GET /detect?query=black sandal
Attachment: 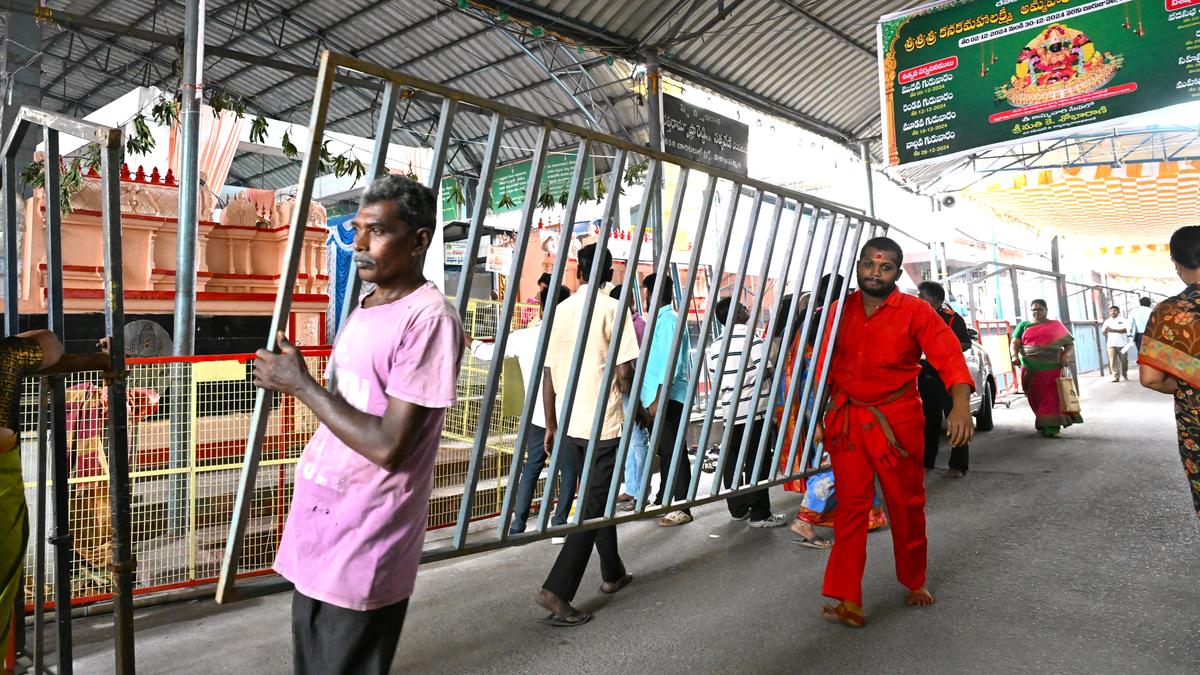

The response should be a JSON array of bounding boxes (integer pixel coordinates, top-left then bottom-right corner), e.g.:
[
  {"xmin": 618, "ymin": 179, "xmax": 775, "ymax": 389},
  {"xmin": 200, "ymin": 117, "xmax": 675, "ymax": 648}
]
[{"xmin": 538, "ymin": 609, "xmax": 594, "ymax": 627}]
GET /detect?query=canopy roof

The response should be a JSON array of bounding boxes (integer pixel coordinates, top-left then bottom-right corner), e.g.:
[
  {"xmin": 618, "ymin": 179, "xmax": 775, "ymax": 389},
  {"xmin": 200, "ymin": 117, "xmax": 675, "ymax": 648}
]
[{"xmin": 4, "ymin": 0, "xmax": 925, "ymax": 189}]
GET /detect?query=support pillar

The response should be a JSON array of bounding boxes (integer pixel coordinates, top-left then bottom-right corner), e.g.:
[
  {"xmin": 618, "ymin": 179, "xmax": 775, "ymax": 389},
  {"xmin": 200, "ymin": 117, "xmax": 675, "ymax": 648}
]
[
  {"xmin": 645, "ymin": 51, "xmax": 665, "ymax": 260},
  {"xmin": 169, "ymin": 0, "xmax": 203, "ymax": 536},
  {"xmin": 1, "ymin": 1, "xmax": 42, "ymax": 315},
  {"xmin": 1050, "ymin": 236, "xmax": 1078, "ymax": 387}
]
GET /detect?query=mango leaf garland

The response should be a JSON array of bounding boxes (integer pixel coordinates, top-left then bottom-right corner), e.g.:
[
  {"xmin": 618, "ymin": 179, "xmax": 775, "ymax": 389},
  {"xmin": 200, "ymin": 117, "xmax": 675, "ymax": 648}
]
[
  {"xmin": 249, "ymin": 113, "xmax": 269, "ymax": 144},
  {"xmin": 150, "ymin": 96, "xmax": 180, "ymax": 128},
  {"xmin": 281, "ymin": 130, "xmax": 299, "ymax": 159},
  {"xmin": 497, "ymin": 192, "xmax": 517, "ymax": 210},
  {"xmin": 125, "ymin": 113, "xmax": 156, "ymax": 157}
]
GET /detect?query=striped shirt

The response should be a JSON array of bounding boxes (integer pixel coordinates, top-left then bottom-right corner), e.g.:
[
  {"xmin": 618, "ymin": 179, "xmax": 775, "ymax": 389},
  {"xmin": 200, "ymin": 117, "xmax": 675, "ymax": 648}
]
[{"xmin": 705, "ymin": 324, "xmax": 770, "ymax": 423}]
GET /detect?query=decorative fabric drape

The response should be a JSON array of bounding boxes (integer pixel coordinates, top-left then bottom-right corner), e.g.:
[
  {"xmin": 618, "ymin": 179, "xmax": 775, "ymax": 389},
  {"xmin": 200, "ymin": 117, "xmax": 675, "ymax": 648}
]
[{"xmin": 167, "ymin": 105, "xmax": 245, "ymax": 200}]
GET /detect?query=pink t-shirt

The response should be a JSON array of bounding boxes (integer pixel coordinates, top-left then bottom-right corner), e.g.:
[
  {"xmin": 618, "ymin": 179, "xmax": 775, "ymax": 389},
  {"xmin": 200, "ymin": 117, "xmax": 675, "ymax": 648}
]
[{"xmin": 274, "ymin": 282, "xmax": 463, "ymax": 611}]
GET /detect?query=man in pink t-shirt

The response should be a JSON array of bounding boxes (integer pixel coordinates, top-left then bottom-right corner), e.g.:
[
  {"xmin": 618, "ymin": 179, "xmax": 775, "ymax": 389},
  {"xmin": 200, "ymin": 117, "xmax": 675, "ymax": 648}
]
[{"xmin": 253, "ymin": 175, "xmax": 463, "ymax": 674}]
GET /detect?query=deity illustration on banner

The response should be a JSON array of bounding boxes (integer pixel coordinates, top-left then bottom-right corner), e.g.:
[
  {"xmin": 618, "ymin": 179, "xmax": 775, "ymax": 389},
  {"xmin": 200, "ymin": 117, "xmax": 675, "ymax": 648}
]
[{"xmin": 995, "ymin": 23, "xmax": 1124, "ymax": 108}]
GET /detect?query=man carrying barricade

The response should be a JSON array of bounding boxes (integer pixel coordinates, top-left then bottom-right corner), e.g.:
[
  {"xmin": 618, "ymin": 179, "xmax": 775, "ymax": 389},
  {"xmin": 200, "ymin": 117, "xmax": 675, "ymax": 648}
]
[
  {"xmin": 812, "ymin": 237, "xmax": 974, "ymax": 628},
  {"xmin": 253, "ymin": 175, "xmax": 464, "ymax": 673},
  {"xmin": 536, "ymin": 243, "xmax": 639, "ymax": 627}
]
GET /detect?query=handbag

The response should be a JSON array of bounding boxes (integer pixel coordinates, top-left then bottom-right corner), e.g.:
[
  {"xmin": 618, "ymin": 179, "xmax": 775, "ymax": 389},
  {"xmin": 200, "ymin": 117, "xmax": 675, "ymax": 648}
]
[{"xmin": 1057, "ymin": 367, "xmax": 1081, "ymax": 415}]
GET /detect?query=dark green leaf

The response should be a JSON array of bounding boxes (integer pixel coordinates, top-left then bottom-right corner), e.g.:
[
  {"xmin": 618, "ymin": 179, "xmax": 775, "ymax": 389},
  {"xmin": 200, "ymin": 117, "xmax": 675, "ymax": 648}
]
[
  {"xmin": 249, "ymin": 114, "xmax": 269, "ymax": 144},
  {"xmin": 281, "ymin": 131, "xmax": 299, "ymax": 159}
]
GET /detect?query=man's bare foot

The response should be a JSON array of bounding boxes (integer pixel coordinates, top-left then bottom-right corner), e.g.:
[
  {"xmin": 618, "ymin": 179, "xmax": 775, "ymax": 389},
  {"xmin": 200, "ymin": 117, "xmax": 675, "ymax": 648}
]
[
  {"xmin": 534, "ymin": 589, "xmax": 592, "ymax": 627},
  {"xmin": 820, "ymin": 601, "xmax": 865, "ymax": 628},
  {"xmin": 905, "ymin": 587, "xmax": 935, "ymax": 606}
]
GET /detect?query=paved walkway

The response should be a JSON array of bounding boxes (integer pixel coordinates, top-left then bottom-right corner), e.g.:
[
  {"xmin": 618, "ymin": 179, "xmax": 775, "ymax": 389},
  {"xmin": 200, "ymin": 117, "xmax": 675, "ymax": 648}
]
[{"xmin": 73, "ymin": 371, "xmax": 1199, "ymax": 674}]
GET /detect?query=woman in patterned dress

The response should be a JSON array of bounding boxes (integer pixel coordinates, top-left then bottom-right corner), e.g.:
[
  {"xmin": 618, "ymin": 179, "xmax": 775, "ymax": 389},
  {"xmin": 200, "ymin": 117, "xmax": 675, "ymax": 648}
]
[
  {"xmin": 1138, "ymin": 226, "xmax": 1200, "ymax": 520},
  {"xmin": 1011, "ymin": 299, "xmax": 1082, "ymax": 437},
  {"xmin": 0, "ymin": 331, "xmax": 63, "ymax": 664}
]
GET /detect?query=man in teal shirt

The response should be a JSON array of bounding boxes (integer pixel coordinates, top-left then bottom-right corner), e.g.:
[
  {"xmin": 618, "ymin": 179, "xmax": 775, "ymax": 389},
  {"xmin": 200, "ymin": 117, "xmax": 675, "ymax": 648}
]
[{"xmin": 639, "ymin": 273, "xmax": 692, "ymax": 527}]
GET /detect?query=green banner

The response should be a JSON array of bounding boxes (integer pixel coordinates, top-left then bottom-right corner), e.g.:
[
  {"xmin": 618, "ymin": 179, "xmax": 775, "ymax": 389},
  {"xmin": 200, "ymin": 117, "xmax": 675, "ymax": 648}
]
[
  {"xmin": 879, "ymin": 0, "xmax": 1200, "ymax": 166},
  {"xmin": 440, "ymin": 152, "xmax": 594, "ymax": 222}
]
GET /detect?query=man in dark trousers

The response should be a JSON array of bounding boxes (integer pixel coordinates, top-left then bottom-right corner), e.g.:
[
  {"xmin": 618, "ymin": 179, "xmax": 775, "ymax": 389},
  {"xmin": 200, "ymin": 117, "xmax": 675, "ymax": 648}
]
[
  {"xmin": 917, "ymin": 281, "xmax": 973, "ymax": 478},
  {"xmin": 537, "ymin": 243, "xmax": 639, "ymax": 626}
]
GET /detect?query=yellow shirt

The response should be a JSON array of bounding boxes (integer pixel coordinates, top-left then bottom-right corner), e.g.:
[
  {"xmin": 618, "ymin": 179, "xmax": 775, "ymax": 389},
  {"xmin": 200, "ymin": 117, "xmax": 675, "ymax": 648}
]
[{"xmin": 544, "ymin": 285, "xmax": 640, "ymax": 440}]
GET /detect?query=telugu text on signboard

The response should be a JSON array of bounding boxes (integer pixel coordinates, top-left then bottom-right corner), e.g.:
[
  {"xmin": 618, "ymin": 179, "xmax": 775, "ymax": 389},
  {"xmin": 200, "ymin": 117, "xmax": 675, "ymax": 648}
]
[
  {"xmin": 879, "ymin": 0, "xmax": 1200, "ymax": 166},
  {"xmin": 661, "ymin": 94, "xmax": 749, "ymax": 175}
]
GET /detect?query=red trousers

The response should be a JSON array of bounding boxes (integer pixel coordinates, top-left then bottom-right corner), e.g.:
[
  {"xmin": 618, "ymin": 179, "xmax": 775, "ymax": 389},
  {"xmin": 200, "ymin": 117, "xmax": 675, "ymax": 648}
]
[{"xmin": 822, "ymin": 394, "xmax": 927, "ymax": 606}]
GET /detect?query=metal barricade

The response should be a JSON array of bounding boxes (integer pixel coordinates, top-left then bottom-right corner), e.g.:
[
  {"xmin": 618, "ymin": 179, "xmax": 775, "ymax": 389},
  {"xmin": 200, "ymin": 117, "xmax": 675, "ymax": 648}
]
[
  {"xmin": 216, "ymin": 51, "xmax": 894, "ymax": 600},
  {"xmin": 2, "ymin": 108, "xmax": 132, "ymax": 673}
]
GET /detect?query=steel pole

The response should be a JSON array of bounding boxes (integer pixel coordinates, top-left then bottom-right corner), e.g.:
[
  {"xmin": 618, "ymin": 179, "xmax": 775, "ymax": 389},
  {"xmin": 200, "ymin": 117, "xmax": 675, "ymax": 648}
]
[
  {"xmin": 645, "ymin": 50, "xmax": 665, "ymax": 258},
  {"xmin": 173, "ymin": 0, "xmax": 203, "ymax": 354},
  {"xmin": 859, "ymin": 141, "xmax": 876, "ymax": 218}
]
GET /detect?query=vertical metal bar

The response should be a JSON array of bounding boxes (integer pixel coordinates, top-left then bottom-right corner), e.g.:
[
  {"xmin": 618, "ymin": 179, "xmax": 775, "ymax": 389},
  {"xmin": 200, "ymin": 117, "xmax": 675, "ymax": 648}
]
[
  {"xmin": 789, "ymin": 212, "xmax": 855, "ymax": 472},
  {"xmin": 677, "ymin": 189, "xmax": 763, "ymax": 503},
  {"xmin": 501, "ymin": 140, "xmax": 604, "ymax": 541},
  {"xmin": 757, "ymin": 204, "xmax": 822, "ymax": 482},
  {"xmin": 637, "ymin": 181, "xmax": 740, "ymax": 511},
  {"xmin": 329, "ymin": 82, "xmax": 401, "ymax": 390},
  {"xmin": 708, "ymin": 195, "xmax": 786, "ymax": 495},
  {"xmin": 33, "ymin": 378, "xmax": 47, "ymax": 674},
  {"xmin": 1009, "ymin": 267, "xmax": 1021, "ymax": 324},
  {"xmin": 739, "ymin": 201, "xmax": 806, "ymax": 485},
  {"xmin": 493, "ymin": 125, "xmax": 552, "ymax": 540},
  {"xmin": 2, "ymin": 148, "xmax": 20, "ymax": 336},
  {"xmin": 533, "ymin": 149, "xmax": 626, "ymax": 534},
  {"xmin": 174, "ymin": 0, "xmax": 204, "ymax": 356},
  {"xmin": 448, "ymin": 124, "xmax": 548, "ymax": 548},
  {"xmin": 424, "ymin": 99, "xmax": 458, "ymax": 192},
  {"xmin": 573, "ymin": 161, "xmax": 675, "ymax": 522},
  {"xmin": 42, "ymin": 127, "xmax": 74, "ymax": 675},
  {"xmin": 606, "ymin": 174, "xmax": 716, "ymax": 518},
  {"xmin": 217, "ymin": 52, "xmax": 338, "ymax": 603},
  {"xmin": 445, "ymin": 116, "xmax": 510, "ymax": 549},
  {"xmin": 452, "ymin": 113, "xmax": 505, "ymax": 318},
  {"xmin": 748, "ymin": 205, "xmax": 816, "ymax": 482},
  {"xmin": 99, "ymin": 133, "xmax": 135, "ymax": 675},
  {"xmin": 774, "ymin": 210, "xmax": 845, "ymax": 478},
  {"xmin": 645, "ymin": 52, "xmax": 665, "ymax": 259},
  {"xmin": 798, "ymin": 215, "xmax": 867, "ymax": 472},
  {"xmin": 860, "ymin": 141, "xmax": 876, "ymax": 218}
]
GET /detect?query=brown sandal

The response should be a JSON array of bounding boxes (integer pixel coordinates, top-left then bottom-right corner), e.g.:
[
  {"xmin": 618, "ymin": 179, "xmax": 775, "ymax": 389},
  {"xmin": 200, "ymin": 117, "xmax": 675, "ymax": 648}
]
[{"xmin": 821, "ymin": 603, "xmax": 866, "ymax": 628}]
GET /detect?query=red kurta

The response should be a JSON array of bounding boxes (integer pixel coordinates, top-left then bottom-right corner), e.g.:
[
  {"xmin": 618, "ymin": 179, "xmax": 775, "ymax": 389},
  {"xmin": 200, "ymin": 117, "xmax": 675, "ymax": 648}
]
[{"xmin": 816, "ymin": 289, "xmax": 973, "ymax": 606}]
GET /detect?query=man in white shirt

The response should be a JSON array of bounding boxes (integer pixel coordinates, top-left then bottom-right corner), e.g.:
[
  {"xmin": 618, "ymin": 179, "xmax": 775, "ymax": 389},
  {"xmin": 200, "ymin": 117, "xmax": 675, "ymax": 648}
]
[
  {"xmin": 1129, "ymin": 297, "xmax": 1153, "ymax": 351},
  {"xmin": 468, "ymin": 285, "xmax": 575, "ymax": 536},
  {"xmin": 705, "ymin": 298, "xmax": 787, "ymax": 528},
  {"xmin": 1102, "ymin": 305, "xmax": 1130, "ymax": 382}
]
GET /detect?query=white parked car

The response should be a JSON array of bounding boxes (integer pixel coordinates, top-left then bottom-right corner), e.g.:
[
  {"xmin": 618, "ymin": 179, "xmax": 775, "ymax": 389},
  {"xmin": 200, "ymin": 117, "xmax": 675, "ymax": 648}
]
[{"xmin": 964, "ymin": 328, "xmax": 995, "ymax": 431}]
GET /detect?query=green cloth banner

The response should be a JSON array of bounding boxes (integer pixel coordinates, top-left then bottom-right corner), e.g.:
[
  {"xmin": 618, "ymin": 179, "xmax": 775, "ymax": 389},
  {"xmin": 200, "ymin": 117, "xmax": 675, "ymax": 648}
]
[
  {"xmin": 440, "ymin": 152, "xmax": 594, "ymax": 222},
  {"xmin": 878, "ymin": 0, "xmax": 1200, "ymax": 166}
]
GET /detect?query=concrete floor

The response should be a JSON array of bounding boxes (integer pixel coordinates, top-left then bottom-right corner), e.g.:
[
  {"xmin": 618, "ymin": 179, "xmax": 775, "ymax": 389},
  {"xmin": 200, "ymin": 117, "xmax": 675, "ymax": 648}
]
[{"xmin": 71, "ymin": 371, "xmax": 1200, "ymax": 674}]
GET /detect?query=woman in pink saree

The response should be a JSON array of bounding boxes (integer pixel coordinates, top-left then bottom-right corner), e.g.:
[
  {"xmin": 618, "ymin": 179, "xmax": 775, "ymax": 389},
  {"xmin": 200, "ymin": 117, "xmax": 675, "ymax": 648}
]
[{"xmin": 1011, "ymin": 299, "xmax": 1083, "ymax": 437}]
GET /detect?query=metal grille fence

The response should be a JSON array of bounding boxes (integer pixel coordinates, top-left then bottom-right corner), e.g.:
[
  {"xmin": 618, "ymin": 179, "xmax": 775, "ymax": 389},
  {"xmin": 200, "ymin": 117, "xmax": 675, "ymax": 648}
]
[
  {"xmin": 213, "ymin": 50, "xmax": 895, "ymax": 601},
  {"xmin": 19, "ymin": 297, "xmax": 537, "ymax": 608}
]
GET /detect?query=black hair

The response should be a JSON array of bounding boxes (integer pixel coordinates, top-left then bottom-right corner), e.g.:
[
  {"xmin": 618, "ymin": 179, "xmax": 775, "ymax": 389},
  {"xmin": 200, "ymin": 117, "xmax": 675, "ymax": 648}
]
[
  {"xmin": 860, "ymin": 236, "xmax": 905, "ymax": 266},
  {"xmin": 576, "ymin": 243, "xmax": 613, "ymax": 283},
  {"xmin": 917, "ymin": 281, "xmax": 946, "ymax": 305},
  {"xmin": 538, "ymin": 273, "xmax": 552, "ymax": 286},
  {"xmin": 815, "ymin": 273, "xmax": 845, "ymax": 307},
  {"xmin": 1170, "ymin": 225, "xmax": 1200, "ymax": 270},
  {"xmin": 1140, "ymin": 297, "xmax": 1152, "ymax": 307},
  {"xmin": 609, "ymin": 284, "xmax": 623, "ymax": 300},
  {"xmin": 1110, "ymin": 305, "xmax": 1120, "ymax": 312},
  {"xmin": 714, "ymin": 296, "xmax": 747, "ymax": 325},
  {"xmin": 773, "ymin": 294, "xmax": 793, "ymax": 338},
  {"xmin": 360, "ymin": 175, "xmax": 436, "ymax": 232},
  {"xmin": 602, "ymin": 267, "xmax": 614, "ymax": 284},
  {"xmin": 642, "ymin": 273, "xmax": 674, "ymax": 307},
  {"xmin": 1031, "ymin": 298, "xmax": 1048, "ymax": 309},
  {"xmin": 538, "ymin": 284, "xmax": 570, "ymax": 310}
]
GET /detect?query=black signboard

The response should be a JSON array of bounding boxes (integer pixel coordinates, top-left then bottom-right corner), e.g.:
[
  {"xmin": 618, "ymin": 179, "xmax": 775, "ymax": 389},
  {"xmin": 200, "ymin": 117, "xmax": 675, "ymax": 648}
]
[{"xmin": 661, "ymin": 94, "xmax": 749, "ymax": 175}]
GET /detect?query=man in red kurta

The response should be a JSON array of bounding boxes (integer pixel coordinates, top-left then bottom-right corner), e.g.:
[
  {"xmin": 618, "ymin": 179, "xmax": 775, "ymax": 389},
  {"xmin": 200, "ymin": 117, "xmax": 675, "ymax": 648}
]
[{"xmin": 813, "ymin": 237, "xmax": 974, "ymax": 627}]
